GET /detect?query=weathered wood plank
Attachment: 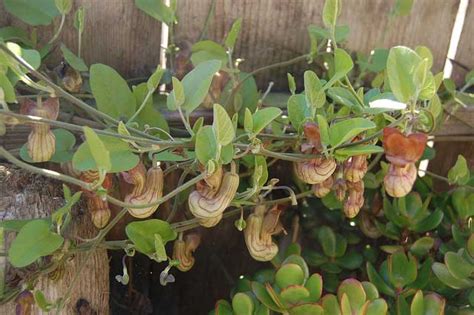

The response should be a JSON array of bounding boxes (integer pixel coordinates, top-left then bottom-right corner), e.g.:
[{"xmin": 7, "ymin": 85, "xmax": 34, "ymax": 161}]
[
  {"xmin": 452, "ymin": 3, "xmax": 473, "ymax": 85},
  {"xmin": 0, "ymin": 0, "xmax": 163, "ymax": 78},
  {"xmin": 175, "ymin": 0, "xmax": 458, "ymax": 90}
]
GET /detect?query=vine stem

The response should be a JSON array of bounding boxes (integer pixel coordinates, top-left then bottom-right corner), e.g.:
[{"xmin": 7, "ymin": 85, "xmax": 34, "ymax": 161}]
[
  {"xmin": 126, "ymin": 90, "xmax": 153, "ymax": 126},
  {"xmin": 0, "ymin": 43, "xmax": 159, "ymax": 141},
  {"xmin": 0, "ymin": 146, "xmax": 205, "ymax": 209},
  {"xmin": 48, "ymin": 14, "xmax": 66, "ymax": 44},
  {"xmin": 0, "ymin": 110, "xmax": 188, "ymax": 148}
]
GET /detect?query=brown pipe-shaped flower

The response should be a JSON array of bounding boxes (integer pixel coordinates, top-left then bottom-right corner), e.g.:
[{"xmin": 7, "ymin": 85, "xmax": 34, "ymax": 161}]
[
  {"xmin": 294, "ymin": 123, "xmax": 336, "ymax": 184},
  {"xmin": 343, "ymin": 180, "xmax": 365, "ymax": 218},
  {"xmin": 244, "ymin": 205, "xmax": 285, "ymax": 261},
  {"xmin": 382, "ymin": 127, "xmax": 427, "ymax": 197},
  {"xmin": 312, "ymin": 176, "xmax": 334, "ymax": 198},
  {"xmin": 172, "ymin": 233, "xmax": 201, "ymax": 272},
  {"xmin": 188, "ymin": 162, "xmax": 239, "ymax": 227},
  {"xmin": 384, "ymin": 163, "xmax": 418, "ymax": 198},
  {"xmin": 80, "ymin": 171, "xmax": 113, "ymax": 228},
  {"xmin": 344, "ymin": 155, "xmax": 368, "ymax": 183},
  {"xmin": 124, "ymin": 163, "xmax": 164, "ymax": 218},
  {"xmin": 20, "ymin": 96, "xmax": 59, "ymax": 162}
]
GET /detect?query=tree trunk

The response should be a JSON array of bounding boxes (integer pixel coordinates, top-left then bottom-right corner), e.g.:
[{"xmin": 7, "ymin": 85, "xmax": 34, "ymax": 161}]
[{"xmin": 0, "ymin": 164, "xmax": 109, "ymax": 314}]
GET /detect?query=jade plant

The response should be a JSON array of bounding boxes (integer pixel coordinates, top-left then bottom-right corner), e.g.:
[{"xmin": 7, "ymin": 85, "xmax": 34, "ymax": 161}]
[
  {"xmin": 211, "ymin": 254, "xmax": 388, "ymax": 315},
  {"xmin": 0, "ymin": 0, "xmax": 472, "ymax": 313}
]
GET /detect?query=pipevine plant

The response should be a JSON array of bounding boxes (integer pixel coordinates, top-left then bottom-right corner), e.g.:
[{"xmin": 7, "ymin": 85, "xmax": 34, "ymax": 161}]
[{"xmin": 0, "ymin": 0, "xmax": 472, "ymax": 314}]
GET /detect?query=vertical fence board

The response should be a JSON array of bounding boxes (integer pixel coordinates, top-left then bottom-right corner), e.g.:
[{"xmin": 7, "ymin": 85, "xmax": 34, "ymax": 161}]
[
  {"xmin": 0, "ymin": 0, "xmax": 162, "ymax": 78},
  {"xmin": 175, "ymin": 0, "xmax": 458, "ymax": 90},
  {"xmin": 452, "ymin": 3, "xmax": 473, "ymax": 85}
]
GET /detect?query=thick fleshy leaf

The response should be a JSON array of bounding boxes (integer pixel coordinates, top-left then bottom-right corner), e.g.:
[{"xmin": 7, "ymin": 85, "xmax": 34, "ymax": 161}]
[
  {"xmin": 275, "ymin": 264, "xmax": 305, "ymax": 288},
  {"xmin": 232, "ymin": 292, "xmax": 254, "ymax": 315}
]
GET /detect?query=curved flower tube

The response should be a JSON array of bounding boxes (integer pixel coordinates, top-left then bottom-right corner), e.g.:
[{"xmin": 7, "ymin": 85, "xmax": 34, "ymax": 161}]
[
  {"xmin": 244, "ymin": 205, "xmax": 284, "ymax": 262},
  {"xmin": 80, "ymin": 170, "xmax": 113, "ymax": 228},
  {"xmin": 312, "ymin": 176, "xmax": 334, "ymax": 198},
  {"xmin": 343, "ymin": 180, "xmax": 365, "ymax": 218},
  {"xmin": 344, "ymin": 155, "xmax": 368, "ymax": 183},
  {"xmin": 384, "ymin": 163, "xmax": 417, "ymax": 198},
  {"xmin": 172, "ymin": 233, "xmax": 201, "ymax": 272},
  {"xmin": 20, "ymin": 97, "xmax": 59, "ymax": 162},
  {"xmin": 188, "ymin": 162, "xmax": 239, "ymax": 227},
  {"xmin": 125, "ymin": 164, "xmax": 164, "ymax": 218}
]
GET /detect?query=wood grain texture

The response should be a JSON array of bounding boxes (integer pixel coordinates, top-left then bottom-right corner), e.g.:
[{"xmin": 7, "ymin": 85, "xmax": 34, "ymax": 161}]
[
  {"xmin": 174, "ymin": 0, "xmax": 458, "ymax": 89},
  {"xmin": 0, "ymin": 0, "xmax": 458, "ymax": 89},
  {"xmin": 452, "ymin": 3, "xmax": 473, "ymax": 85},
  {"xmin": 0, "ymin": 165, "xmax": 109, "ymax": 314},
  {"xmin": 0, "ymin": 0, "xmax": 163, "ymax": 78}
]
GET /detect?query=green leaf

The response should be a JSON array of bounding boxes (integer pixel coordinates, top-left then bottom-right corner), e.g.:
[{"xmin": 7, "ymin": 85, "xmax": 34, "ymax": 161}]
[
  {"xmin": 225, "ymin": 18, "xmax": 242, "ymax": 49},
  {"xmin": 244, "ymin": 108, "xmax": 253, "ymax": 133},
  {"xmin": 0, "ymin": 218, "xmax": 50, "ymax": 232},
  {"xmin": 327, "ymin": 87, "xmax": 360, "ymax": 109},
  {"xmin": 191, "ymin": 40, "xmax": 227, "ymax": 67},
  {"xmin": 213, "ymin": 103, "xmax": 235, "ymax": 146},
  {"xmin": 366, "ymin": 262, "xmax": 395, "ymax": 297},
  {"xmin": 132, "ymin": 83, "xmax": 169, "ymax": 135},
  {"xmin": 411, "ymin": 208, "xmax": 443, "ymax": 233},
  {"xmin": 195, "ymin": 125, "xmax": 218, "ymax": 165},
  {"xmin": 317, "ymin": 115, "xmax": 330, "ymax": 147},
  {"xmin": 318, "ymin": 226, "xmax": 337, "ymax": 257},
  {"xmin": 288, "ymin": 73, "xmax": 296, "ymax": 95},
  {"xmin": 60, "ymin": 44, "xmax": 88, "ymax": 72},
  {"xmin": 153, "ymin": 233, "xmax": 167, "ymax": 262},
  {"xmin": 90, "ymin": 64, "xmax": 136, "ymax": 119},
  {"xmin": 386, "ymin": 46, "xmax": 422, "ymax": 103},
  {"xmin": 280, "ymin": 285, "xmax": 310, "ymax": 304},
  {"xmin": 275, "ymin": 264, "xmax": 305, "ymax": 288},
  {"xmin": 253, "ymin": 156, "xmax": 268, "ymax": 187},
  {"xmin": 410, "ymin": 237, "xmax": 434, "ymax": 257},
  {"xmin": 305, "ymin": 274, "xmax": 323, "ymax": 302},
  {"xmin": 125, "ymin": 219, "xmax": 177, "ymax": 255},
  {"xmin": 54, "ymin": 0, "xmax": 72, "ymax": 15},
  {"xmin": 167, "ymin": 60, "xmax": 222, "ymax": 113},
  {"xmin": 329, "ymin": 118, "xmax": 376, "ymax": 148},
  {"xmin": 134, "ymin": 0, "xmax": 175, "ymax": 24},
  {"xmin": 252, "ymin": 107, "xmax": 282, "ymax": 135},
  {"xmin": 171, "ymin": 77, "xmax": 185, "ymax": 108},
  {"xmin": 334, "ymin": 48, "xmax": 353, "ymax": 77},
  {"xmin": 287, "ymin": 94, "xmax": 311, "ymax": 130},
  {"xmin": 83, "ymin": 126, "xmax": 111, "ymax": 172},
  {"xmin": 445, "ymin": 251, "xmax": 474, "ymax": 280},
  {"xmin": 232, "ymin": 292, "xmax": 254, "ymax": 315},
  {"xmin": 73, "ymin": 135, "xmax": 139, "ymax": 173},
  {"xmin": 410, "ymin": 290, "xmax": 424, "ymax": 315},
  {"xmin": 322, "ymin": 0, "xmax": 341, "ymax": 30},
  {"xmin": 0, "ymin": 72, "xmax": 16, "ymax": 103},
  {"xmin": 335, "ymin": 145, "xmax": 384, "ymax": 157},
  {"xmin": 337, "ymin": 279, "xmax": 367, "ymax": 311},
  {"xmin": 448, "ymin": 155, "xmax": 470, "ymax": 185},
  {"xmin": 432, "ymin": 262, "xmax": 474, "ymax": 289},
  {"xmin": 215, "ymin": 300, "xmax": 233, "ymax": 315},
  {"xmin": 0, "ymin": 26, "xmax": 32, "ymax": 46},
  {"xmin": 34, "ymin": 290, "xmax": 54, "ymax": 311},
  {"xmin": 388, "ymin": 252, "xmax": 417, "ymax": 289},
  {"xmin": 8, "ymin": 220, "xmax": 64, "ymax": 268},
  {"xmin": 4, "ymin": 0, "xmax": 60, "ymax": 26},
  {"xmin": 73, "ymin": 7, "xmax": 85, "ymax": 34},
  {"xmin": 252, "ymin": 282, "xmax": 284, "ymax": 312},
  {"xmin": 147, "ymin": 66, "xmax": 165, "ymax": 92},
  {"xmin": 304, "ymin": 71, "xmax": 325, "ymax": 111}
]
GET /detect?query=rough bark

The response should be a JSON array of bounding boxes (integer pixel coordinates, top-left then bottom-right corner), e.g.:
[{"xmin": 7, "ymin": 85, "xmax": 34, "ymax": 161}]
[{"xmin": 0, "ymin": 164, "xmax": 109, "ymax": 314}]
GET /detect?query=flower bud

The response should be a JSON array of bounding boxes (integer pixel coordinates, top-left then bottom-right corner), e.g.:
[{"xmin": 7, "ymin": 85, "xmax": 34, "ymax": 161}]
[
  {"xmin": 172, "ymin": 234, "xmax": 201, "ymax": 272},
  {"xmin": 20, "ymin": 97, "xmax": 59, "ymax": 162},
  {"xmin": 384, "ymin": 163, "xmax": 417, "ymax": 197},
  {"xmin": 344, "ymin": 155, "xmax": 368, "ymax": 183},
  {"xmin": 312, "ymin": 176, "xmax": 334, "ymax": 198},
  {"xmin": 294, "ymin": 157, "xmax": 336, "ymax": 184},
  {"xmin": 80, "ymin": 171, "xmax": 113, "ymax": 228},
  {"xmin": 333, "ymin": 177, "xmax": 347, "ymax": 202},
  {"xmin": 343, "ymin": 181, "xmax": 364, "ymax": 218}
]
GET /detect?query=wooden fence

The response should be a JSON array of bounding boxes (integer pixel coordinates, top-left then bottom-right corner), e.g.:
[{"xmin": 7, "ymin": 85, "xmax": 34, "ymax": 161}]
[{"xmin": 0, "ymin": 0, "xmax": 472, "ymax": 88}]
